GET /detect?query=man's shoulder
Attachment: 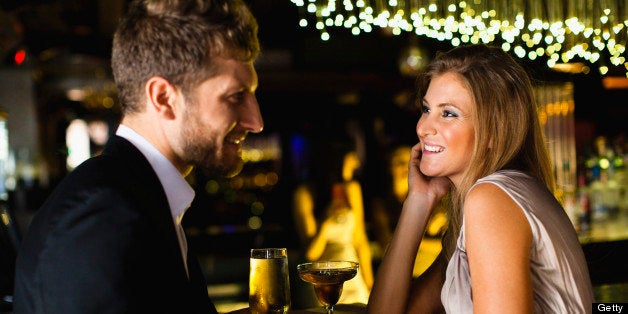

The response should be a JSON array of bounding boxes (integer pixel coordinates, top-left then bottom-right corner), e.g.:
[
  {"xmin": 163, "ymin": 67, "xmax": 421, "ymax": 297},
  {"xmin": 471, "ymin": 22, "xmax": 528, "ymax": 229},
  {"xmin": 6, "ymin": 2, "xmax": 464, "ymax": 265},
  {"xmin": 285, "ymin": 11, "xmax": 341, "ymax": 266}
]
[{"xmin": 68, "ymin": 136, "xmax": 153, "ymax": 182}]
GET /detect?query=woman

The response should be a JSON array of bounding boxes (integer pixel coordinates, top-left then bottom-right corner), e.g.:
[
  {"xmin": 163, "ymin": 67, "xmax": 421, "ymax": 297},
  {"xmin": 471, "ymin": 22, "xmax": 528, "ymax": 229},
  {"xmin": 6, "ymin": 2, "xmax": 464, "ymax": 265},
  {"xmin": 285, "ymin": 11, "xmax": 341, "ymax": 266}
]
[
  {"xmin": 293, "ymin": 138, "xmax": 373, "ymax": 305},
  {"xmin": 368, "ymin": 44, "xmax": 594, "ymax": 313}
]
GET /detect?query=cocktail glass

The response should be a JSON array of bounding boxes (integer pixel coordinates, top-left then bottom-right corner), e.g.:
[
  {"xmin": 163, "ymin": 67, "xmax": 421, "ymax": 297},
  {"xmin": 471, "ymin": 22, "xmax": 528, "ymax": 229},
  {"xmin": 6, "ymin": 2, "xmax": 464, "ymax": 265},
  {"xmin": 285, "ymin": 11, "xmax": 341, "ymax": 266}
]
[{"xmin": 296, "ymin": 261, "xmax": 359, "ymax": 314}]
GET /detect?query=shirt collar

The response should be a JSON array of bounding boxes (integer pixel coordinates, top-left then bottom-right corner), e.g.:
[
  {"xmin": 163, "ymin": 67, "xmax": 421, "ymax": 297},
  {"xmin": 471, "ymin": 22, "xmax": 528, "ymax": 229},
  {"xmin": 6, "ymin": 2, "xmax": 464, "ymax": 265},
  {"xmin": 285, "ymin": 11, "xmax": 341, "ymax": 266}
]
[{"xmin": 116, "ymin": 124, "xmax": 195, "ymax": 223}]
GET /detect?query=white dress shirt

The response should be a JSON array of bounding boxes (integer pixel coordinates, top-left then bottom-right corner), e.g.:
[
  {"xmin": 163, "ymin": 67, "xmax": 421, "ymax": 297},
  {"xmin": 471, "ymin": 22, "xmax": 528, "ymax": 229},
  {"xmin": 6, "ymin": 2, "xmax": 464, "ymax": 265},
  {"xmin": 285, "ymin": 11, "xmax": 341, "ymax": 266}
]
[{"xmin": 116, "ymin": 124, "xmax": 194, "ymax": 277}]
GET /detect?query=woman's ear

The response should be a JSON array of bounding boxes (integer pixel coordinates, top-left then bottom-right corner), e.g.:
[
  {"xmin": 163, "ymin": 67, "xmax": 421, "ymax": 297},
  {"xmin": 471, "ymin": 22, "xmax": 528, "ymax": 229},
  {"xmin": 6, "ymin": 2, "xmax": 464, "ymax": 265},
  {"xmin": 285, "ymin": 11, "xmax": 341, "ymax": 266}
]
[{"xmin": 146, "ymin": 76, "xmax": 177, "ymax": 120}]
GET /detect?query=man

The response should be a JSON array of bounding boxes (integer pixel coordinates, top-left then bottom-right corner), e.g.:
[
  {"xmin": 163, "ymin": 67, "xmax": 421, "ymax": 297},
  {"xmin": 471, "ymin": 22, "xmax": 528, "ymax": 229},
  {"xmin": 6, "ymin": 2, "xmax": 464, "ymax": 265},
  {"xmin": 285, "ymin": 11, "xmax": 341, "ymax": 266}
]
[{"xmin": 13, "ymin": 0, "xmax": 262, "ymax": 313}]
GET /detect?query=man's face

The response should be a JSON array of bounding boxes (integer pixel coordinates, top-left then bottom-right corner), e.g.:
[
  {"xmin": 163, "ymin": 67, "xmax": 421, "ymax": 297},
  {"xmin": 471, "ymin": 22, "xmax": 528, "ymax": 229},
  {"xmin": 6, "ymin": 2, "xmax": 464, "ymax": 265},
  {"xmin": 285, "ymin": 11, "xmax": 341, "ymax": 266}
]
[{"xmin": 173, "ymin": 57, "xmax": 263, "ymax": 178}]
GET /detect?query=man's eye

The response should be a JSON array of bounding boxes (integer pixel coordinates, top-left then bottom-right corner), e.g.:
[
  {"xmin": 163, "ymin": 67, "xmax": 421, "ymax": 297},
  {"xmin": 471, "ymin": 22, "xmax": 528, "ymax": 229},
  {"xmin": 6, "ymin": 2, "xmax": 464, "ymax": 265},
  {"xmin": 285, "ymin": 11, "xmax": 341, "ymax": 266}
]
[{"xmin": 232, "ymin": 92, "xmax": 245, "ymax": 100}]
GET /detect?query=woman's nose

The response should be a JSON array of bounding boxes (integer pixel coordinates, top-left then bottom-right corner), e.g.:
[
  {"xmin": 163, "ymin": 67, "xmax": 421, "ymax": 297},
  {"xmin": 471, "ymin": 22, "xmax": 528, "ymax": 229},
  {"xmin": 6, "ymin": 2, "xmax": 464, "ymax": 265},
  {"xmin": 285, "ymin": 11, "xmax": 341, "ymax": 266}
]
[{"xmin": 416, "ymin": 116, "xmax": 435, "ymax": 138}]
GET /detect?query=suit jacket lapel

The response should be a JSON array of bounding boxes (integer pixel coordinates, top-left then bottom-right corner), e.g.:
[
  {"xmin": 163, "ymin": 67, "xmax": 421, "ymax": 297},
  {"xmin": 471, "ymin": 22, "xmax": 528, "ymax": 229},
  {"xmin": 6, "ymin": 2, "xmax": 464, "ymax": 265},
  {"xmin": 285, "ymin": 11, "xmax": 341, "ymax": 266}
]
[{"xmin": 103, "ymin": 135, "xmax": 190, "ymax": 281}]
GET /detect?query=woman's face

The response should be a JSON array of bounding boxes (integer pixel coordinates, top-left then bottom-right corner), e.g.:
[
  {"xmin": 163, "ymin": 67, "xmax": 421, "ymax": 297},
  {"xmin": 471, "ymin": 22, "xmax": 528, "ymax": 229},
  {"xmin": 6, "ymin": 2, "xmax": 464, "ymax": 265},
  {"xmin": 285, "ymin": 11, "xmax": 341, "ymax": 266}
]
[{"xmin": 416, "ymin": 72, "xmax": 475, "ymax": 187}]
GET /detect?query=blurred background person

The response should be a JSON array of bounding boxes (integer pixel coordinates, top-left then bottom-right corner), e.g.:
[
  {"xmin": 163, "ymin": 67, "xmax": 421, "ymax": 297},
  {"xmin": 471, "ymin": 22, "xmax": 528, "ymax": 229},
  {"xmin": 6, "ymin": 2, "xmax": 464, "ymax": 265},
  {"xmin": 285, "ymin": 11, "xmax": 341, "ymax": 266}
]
[
  {"xmin": 369, "ymin": 144, "xmax": 447, "ymax": 276},
  {"xmin": 292, "ymin": 135, "xmax": 374, "ymax": 305},
  {"xmin": 370, "ymin": 145, "xmax": 411, "ymax": 251}
]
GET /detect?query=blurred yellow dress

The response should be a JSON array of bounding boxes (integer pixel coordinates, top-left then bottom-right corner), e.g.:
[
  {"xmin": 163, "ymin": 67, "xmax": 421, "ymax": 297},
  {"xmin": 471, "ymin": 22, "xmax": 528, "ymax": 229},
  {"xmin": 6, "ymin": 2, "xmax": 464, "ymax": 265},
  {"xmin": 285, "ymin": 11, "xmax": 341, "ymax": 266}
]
[{"xmin": 318, "ymin": 194, "xmax": 370, "ymax": 304}]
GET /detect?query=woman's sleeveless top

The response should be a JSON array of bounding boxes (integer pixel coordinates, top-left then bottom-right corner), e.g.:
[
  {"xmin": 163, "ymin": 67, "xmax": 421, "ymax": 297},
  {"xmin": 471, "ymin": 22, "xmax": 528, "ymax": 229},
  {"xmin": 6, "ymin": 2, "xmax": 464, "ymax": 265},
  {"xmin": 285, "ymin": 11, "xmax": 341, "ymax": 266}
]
[{"xmin": 441, "ymin": 170, "xmax": 594, "ymax": 313}]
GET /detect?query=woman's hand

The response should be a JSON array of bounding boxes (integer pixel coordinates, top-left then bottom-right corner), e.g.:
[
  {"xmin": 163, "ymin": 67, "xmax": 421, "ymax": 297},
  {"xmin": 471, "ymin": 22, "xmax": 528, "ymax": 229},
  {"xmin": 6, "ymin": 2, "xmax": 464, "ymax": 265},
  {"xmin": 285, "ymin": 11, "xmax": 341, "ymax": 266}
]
[
  {"xmin": 368, "ymin": 143, "xmax": 450, "ymax": 314},
  {"xmin": 407, "ymin": 142, "xmax": 451, "ymax": 202}
]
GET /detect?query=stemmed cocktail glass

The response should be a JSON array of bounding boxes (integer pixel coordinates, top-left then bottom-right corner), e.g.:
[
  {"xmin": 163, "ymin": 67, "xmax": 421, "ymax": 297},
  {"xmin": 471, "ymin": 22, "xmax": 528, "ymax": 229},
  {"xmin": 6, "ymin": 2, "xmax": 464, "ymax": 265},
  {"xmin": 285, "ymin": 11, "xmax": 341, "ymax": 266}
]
[{"xmin": 296, "ymin": 261, "xmax": 359, "ymax": 314}]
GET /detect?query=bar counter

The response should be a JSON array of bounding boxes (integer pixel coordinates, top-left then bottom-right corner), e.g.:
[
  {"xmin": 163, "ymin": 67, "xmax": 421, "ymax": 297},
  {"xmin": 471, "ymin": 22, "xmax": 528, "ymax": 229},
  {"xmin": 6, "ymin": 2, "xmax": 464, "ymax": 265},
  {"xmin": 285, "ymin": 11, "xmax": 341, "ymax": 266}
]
[
  {"xmin": 290, "ymin": 304, "xmax": 366, "ymax": 313},
  {"xmin": 215, "ymin": 303, "xmax": 366, "ymax": 313},
  {"xmin": 210, "ymin": 211, "xmax": 628, "ymax": 311},
  {"xmin": 579, "ymin": 210, "xmax": 628, "ymax": 244},
  {"xmin": 580, "ymin": 211, "xmax": 628, "ymax": 302}
]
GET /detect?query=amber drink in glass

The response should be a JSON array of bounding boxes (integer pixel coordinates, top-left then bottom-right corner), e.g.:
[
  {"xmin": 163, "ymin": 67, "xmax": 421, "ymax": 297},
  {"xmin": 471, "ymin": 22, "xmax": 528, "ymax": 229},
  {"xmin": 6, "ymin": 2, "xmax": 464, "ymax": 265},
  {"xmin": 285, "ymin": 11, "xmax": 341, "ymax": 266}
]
[
  {"xmin": 249, "ymin": 248, "xmax": 291, "ymax": 314},
  {"xmin": 296, "ymin": 261, "xmax": 359, "ymax": 314}
]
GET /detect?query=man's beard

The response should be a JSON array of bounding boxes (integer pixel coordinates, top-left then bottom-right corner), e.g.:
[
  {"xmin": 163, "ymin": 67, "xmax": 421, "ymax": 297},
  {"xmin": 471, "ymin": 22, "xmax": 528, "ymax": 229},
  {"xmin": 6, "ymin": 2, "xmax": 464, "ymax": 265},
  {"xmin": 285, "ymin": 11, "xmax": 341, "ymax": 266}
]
[{"xmin": 179, "ymin": 110, "xmax": 244, "ymax": 178}]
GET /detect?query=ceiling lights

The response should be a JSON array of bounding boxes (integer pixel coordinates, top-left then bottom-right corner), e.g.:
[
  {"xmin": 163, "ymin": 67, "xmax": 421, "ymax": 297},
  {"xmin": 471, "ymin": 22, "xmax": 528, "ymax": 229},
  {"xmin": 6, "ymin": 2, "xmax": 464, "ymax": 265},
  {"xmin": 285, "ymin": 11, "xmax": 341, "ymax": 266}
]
[{"xmin": 290, "ymin": 0, "xmax": 628, "ymax": 77}]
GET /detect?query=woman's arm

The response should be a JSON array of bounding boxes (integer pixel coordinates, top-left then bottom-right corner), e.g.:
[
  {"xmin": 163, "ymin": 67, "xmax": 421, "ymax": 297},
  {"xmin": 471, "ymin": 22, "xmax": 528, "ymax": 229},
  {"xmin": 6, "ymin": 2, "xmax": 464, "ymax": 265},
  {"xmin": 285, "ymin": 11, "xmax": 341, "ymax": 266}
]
[
  {"xmin": 292, "ymin": 184, "xmax": 328, "ymax": 261},
  {"xmin": 368, "ymin": 192, "xmax": 442, "ymax": 314},
  {"xmin": 292, "ymin": 184, "xmax": 317, "ymax": 246},
  {"xmin": 406, "ymin": 252, "xmax": 447, "ymax": 313},
  {"xmin": 464, "ymin": 183, "xmax": 533, "ymax": 313},
  {"xmin": 346, "ymin": 181, "xmax": 374, "ymax": 289},
  {"xmin": 368, "ymin": 144, "xmax": 451, "ymax": 314}
]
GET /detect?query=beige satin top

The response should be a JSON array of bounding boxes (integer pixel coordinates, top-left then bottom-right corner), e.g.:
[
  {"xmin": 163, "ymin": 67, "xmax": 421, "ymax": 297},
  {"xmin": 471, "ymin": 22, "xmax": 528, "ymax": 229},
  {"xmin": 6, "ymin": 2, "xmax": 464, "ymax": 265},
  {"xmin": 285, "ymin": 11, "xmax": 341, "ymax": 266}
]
[{"xmin": 441, "ymin": 170, "xmax": 594, "ymax": 313}]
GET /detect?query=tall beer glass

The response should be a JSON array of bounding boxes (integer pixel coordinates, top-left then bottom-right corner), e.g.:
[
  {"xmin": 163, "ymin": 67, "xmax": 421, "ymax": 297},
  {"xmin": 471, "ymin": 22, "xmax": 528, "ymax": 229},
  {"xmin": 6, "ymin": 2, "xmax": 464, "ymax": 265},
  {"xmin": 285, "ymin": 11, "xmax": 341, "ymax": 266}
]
[{"xmin": 249, "ymin": 248, "xmax": 291, "ymax": 313}]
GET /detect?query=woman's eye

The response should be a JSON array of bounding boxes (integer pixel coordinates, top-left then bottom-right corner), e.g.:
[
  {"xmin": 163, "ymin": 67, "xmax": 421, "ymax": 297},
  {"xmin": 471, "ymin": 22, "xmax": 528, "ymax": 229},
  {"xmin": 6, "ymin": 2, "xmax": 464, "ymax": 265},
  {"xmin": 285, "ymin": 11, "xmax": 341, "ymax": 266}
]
[
  {"xmin": 443, "ymin": 110, "xmax": 458, "ymax": 117},
  {"xmin": 421, "ymin": 104, "xmax": 430, "ymax": 113}
]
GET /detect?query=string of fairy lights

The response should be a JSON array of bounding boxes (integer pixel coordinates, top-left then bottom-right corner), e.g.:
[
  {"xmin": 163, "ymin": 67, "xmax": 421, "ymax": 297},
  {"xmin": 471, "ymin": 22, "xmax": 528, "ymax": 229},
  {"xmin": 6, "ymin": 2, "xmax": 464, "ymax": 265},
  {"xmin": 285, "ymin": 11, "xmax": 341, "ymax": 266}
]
[{"xmin": 290, "ymin": 0, "xmax": 628, "ymax": 76}]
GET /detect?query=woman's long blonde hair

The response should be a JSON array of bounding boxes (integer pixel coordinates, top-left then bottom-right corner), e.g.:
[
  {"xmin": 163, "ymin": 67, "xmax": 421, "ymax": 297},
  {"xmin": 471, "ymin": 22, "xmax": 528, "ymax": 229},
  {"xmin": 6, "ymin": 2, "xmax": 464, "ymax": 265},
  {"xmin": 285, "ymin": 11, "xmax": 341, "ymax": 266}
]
[{"xmin": 415, "ymin": 44, "xmax": 555, "ymax": 259}]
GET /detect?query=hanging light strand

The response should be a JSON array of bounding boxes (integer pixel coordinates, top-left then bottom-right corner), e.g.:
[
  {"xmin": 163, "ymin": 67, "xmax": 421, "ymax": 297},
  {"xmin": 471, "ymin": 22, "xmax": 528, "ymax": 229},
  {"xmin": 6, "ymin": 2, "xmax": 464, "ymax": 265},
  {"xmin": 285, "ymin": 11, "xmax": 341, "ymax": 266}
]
[{"xmin": 291, "ymin": 0, "xmax": 628, "ymax": 76}]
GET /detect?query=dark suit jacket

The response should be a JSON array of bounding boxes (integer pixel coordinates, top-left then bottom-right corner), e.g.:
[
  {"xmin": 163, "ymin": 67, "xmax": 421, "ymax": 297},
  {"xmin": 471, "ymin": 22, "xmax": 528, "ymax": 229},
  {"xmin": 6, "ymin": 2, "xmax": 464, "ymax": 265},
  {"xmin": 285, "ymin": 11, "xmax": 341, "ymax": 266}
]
[{"xmin": 13, "ymin": 135, "xmax": 218, "ymax": 314}]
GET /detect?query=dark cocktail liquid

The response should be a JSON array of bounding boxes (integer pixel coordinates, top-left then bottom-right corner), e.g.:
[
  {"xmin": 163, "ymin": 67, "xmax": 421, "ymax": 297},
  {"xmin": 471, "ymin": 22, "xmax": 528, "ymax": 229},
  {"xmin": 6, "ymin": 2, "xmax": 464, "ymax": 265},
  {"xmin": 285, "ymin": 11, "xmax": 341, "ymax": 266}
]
[{"xmin": 298, "ymin": 268, "xmax": 358, "ymax": 306}]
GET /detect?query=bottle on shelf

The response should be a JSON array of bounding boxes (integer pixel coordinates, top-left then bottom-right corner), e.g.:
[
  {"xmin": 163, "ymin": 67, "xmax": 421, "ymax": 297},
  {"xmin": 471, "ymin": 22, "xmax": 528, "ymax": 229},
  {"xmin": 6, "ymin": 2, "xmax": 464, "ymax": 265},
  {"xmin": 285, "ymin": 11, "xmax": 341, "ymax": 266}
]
[{"xmin": 576, "ymin": 173, "xmax": 591, "ymax": 234}]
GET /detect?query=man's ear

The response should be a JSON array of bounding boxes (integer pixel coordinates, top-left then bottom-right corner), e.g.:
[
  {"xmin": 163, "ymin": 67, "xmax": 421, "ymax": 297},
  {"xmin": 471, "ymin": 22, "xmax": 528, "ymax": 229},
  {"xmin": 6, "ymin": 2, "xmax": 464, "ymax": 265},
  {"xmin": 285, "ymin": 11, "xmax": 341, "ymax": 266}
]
[{"xmin": 146, "ymin": 76, "xmax": 177, "ymax": 120}]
